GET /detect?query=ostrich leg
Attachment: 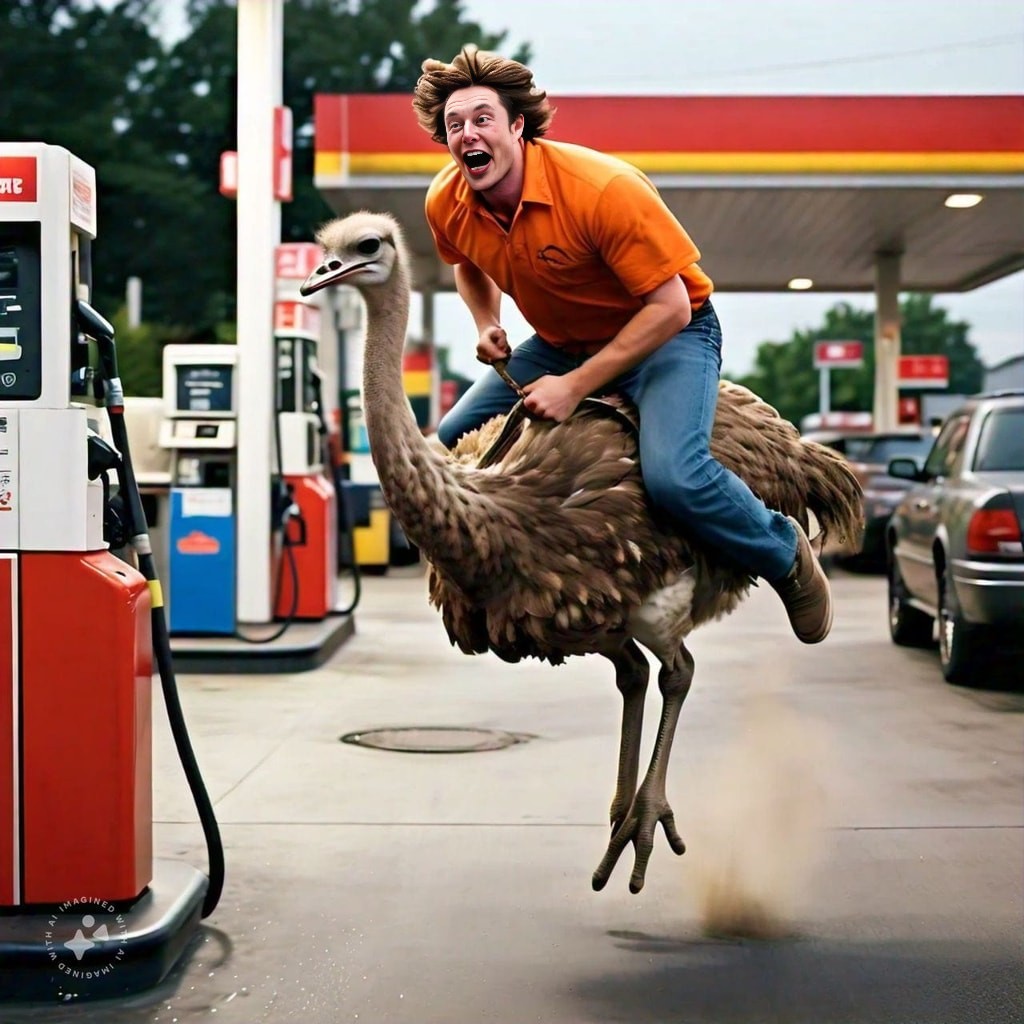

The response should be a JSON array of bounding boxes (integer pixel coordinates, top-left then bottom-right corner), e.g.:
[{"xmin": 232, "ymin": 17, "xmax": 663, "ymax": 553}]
[
  {"xmin": 605, "ymin": 641, "xmax": 651, "ymax": 832},
  {"xmin": 592, "ymin": 642, "xmax": 694, "ymax": 894}
]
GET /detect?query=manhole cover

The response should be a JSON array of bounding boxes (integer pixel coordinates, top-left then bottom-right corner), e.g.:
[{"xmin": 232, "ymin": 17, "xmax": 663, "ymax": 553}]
[{"xmin": 340, "ymin": 726, "xmax": 531, "ymax": 754}]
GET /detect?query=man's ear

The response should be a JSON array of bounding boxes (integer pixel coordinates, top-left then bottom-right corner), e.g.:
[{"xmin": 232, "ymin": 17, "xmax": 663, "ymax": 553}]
[{"xmin": 512, "ymin": 113, "xmax": 525, "ymax": 140}]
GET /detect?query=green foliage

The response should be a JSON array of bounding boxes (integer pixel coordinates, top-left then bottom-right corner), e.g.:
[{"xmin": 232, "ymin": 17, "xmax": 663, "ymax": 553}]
[
  {"xmin": 109, "ymin": 308, "xmax": 164, "ymax": 397},
  {"xmin": 1, "ymin": 0, "xmax": 988, "ymax": 424},
  {"xmin": 733, "ymin": 294, "xmax": 986, "ymax": 424},
  {"xmin": 2, "ymin": 0, "xmax": 527, "ymax": 332},
  {"xmin": 279, "ymin": 0, "xmax": 530, "ymax": 245},
  {"xmin": 108, "ymin": 307, "xmax": 238, "ymax": 397}
]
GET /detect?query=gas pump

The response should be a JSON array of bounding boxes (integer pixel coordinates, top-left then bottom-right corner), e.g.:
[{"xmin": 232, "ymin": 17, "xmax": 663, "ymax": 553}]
[
  {"xmin": 0, "ymin": 143, "xmax": 220, "ymax": 1000},
  {"xmin": 159, "ymin": 344, "xmax": 239, "ymax": 635},
  {"xmin": 274, "ymin": 300, "xmax": 338, "ymax": 619}
]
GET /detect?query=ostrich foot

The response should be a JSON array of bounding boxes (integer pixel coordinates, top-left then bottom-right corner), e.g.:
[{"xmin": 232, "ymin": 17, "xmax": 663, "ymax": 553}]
[{"xmin": 592, "ymin": 785, "xmax": 686, "ymax": 894}]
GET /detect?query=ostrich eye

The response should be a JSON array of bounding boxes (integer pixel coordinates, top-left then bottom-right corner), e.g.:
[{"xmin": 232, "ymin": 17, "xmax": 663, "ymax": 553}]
[{"xmin": 356, "ymin": 238, "xmax": 381, "ymax": 256}]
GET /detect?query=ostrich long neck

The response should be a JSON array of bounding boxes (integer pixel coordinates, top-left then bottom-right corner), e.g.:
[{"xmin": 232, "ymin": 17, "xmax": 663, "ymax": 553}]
[{"xmin": 359, "ymin": 264, "xmax": 492, "ymax": 580}]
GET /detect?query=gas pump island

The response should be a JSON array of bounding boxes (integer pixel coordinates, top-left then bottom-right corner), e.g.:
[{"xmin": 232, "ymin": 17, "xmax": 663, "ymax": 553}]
[
  {"xmin": 158, "ymin": 298, "xmax": 339, "ymax": 639},
  {"xmin": 0, "ymin": 144, "xmax": 221, "ymax": 999}
]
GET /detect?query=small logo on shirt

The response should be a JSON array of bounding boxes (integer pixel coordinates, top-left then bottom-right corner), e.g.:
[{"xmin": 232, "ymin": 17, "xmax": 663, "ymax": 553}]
[{"xmin": 536, "ymin": 245, "xmax": 572, "ymax": 267}]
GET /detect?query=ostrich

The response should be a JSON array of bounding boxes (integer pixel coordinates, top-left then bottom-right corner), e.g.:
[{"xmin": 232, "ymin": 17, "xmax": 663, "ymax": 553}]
[{"xmin": 301, "ymin": 211, "xmax": 862, "ymax": 894}]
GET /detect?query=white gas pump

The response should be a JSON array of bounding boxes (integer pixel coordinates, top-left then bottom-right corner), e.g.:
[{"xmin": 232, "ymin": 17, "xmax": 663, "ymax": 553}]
[
  {"xmin": 0, "ymin": 143, "xmax": 221, "ymax": 1001},
  {"xmin": 274, "ymin": 298, "xmax": 338, "ymax": 618},
  {"xmin": 159, "ymin": 343, "xmax": 239, "ymax": 634}
]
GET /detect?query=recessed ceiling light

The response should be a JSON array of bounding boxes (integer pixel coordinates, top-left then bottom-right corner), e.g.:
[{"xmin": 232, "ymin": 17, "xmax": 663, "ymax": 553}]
[
  {"xmin": 944, "ymin": 193, "xmax": 983, "ymax": 209},
  {"xmin": 788, "ymin": 277, "xmax": 814, "ymax": 290}
]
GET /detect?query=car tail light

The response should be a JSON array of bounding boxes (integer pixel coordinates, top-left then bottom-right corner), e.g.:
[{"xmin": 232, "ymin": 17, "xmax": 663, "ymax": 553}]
[{"xmin": 966, "ymin": 508, "xmax": 1023, "ymax": 555}]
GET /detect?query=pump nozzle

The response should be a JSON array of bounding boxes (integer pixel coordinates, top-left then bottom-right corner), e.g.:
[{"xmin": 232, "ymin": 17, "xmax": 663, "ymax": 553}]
[
  {"xmin": 86, "ymin": 432, "xmax": 121, "ymax": 480},
  {"xmin": 74, "ymin": 299, "xmax": 123, "ymax": 408},
  {"xmin": 75, "ymin": 299, "xmax": 114, "ymax": 344}
]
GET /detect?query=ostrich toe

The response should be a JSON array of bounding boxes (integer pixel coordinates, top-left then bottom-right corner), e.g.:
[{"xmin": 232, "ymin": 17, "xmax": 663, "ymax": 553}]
[{"xmin": 592, "ymin": 788, "xmax": 687, "ymax": 893}]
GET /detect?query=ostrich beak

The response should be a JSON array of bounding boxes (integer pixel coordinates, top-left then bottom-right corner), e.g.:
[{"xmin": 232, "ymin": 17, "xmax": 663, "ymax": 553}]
[{"xmin": 299, "ymin": 256, "xmax": 373, "ymax": 296}]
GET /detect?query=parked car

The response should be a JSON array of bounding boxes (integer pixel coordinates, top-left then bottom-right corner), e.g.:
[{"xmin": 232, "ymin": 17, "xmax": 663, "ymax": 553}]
[
  {"xmin": 805, "ymin": 429, "xmax": 935, "ymax": 567},
  {"xmin": 885, "ymin": 391, "xmax": 1024, "ymax": 685}
]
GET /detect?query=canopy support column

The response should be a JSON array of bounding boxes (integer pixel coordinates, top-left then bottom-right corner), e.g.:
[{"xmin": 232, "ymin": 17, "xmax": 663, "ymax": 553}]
[{"xmin": 873, "ymin": 251, "xmax": 902, "ymax": 433}]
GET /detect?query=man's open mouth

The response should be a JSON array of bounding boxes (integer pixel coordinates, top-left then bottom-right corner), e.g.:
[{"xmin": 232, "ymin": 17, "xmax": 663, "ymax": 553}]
[{"xmin": 463, "ymin": 150, "xmax": 492, "ymax": 174}]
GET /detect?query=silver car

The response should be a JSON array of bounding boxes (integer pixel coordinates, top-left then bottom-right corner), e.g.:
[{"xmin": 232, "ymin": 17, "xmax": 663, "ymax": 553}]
[{"xmin": 886, "ymin": 390, "xmax": 1024, "ymax": 686}]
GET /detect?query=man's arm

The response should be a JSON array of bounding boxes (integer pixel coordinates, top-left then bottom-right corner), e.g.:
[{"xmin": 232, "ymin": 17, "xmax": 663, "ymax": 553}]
[
  {"xmin": 454, "ymin": 262, "xmax": 511, "ymax": 363},
  {"xmin": 522, "ymin": 275, "xmax": 691, "ymax": 421}
]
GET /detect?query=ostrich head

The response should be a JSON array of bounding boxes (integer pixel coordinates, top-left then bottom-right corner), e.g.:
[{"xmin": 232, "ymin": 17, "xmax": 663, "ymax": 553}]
[{"xmin": 299, "ymin": 212, "xmax": 404, "ymax": 296}]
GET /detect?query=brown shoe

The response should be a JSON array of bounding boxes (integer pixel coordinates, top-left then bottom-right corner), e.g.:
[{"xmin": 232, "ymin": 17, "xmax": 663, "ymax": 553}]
[{"xmin": 771, "ymin": 517, "xmax": 833, "ymax": 643}]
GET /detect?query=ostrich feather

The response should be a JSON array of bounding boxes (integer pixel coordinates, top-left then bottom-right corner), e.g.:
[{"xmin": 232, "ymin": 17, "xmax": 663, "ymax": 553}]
[{"xmin": 300, "ymin": 210, "xmax": 864, "ymax": 893}]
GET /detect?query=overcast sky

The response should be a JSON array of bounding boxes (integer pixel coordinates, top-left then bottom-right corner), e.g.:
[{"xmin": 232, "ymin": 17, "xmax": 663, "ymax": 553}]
[
  {"xmin": 422, "ymin": 0, "xmax": 1024, "ymax": 378},
  {"xmin": 156, "ymin": 0, "xmax": 1023, "ymax": 377}
]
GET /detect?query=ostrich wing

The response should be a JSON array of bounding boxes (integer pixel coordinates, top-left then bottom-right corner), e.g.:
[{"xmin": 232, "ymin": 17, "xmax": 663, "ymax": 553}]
[
  {"xmin": 709, "ymin": 381, "xmax": 862, "ymax": 546},
  {"xmin": 429, "ymin": 402, "xmax": 693, "ymax": 664},
  {"xmin": 427, "ymin": 380, "xmax": 860, "ymax": 664}
]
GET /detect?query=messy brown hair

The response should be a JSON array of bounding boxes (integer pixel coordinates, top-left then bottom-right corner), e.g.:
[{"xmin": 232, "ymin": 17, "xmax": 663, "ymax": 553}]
[{"xmin": 412, "ymin": 45, "xmax": 554, "ymax": 145}]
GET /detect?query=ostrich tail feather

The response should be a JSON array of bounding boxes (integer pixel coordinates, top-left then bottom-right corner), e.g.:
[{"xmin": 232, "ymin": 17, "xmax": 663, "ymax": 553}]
[
  {"xmin": 710, "ymin": 381, "xmax": 863, "ymax": 548},
  {"xmin": 797, "ymin": 440, "xmax": 865, "ymax": 548}
]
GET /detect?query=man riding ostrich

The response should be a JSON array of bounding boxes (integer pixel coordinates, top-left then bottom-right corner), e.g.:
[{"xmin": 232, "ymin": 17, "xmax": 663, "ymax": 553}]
[{"xmin": 298, "ymin": 48, "xmax": 860, "ymax": 893}]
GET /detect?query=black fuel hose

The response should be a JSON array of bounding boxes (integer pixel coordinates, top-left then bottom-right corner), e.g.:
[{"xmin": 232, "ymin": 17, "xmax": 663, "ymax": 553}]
[{"xmin": 78, "ymin": 300, "xmax": 224, "ymax": 919}]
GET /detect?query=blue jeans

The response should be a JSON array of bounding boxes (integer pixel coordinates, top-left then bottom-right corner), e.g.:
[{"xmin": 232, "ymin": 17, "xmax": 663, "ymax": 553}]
[{"xmin": 438, "ymin": 301, "xmax": 797, "ymax": 582}]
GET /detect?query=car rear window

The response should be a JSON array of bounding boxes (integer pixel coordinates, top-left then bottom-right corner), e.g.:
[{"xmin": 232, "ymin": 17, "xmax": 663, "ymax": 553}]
[
  {"xmin": 844, "ymin": 435, "xmax": 933, "ymax": 463},
  {"xmin": 973, "ymin": 408, "xmax": 1024, "ymax": 471}
]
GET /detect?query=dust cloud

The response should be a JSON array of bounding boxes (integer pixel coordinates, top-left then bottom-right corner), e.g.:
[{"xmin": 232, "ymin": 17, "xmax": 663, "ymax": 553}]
[{"xmin": 687, "ymin": 693, "xmax": 834, "ymax": 939}]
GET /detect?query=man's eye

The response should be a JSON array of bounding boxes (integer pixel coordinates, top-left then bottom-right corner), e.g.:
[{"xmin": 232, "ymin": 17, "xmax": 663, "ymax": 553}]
[{"xmin": 447, "ymin": 123, "xmax": 462, "ymax": 134}]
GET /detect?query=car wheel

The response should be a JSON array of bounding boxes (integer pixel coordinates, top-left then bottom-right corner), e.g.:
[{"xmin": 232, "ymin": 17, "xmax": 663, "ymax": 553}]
[
  {"xmin": 887, "ymin": 554, "xmax": 933, "ymax": 647},
  {"xmin": 937, "ymin": 570, "xmax": 981, "ymax": 686}
]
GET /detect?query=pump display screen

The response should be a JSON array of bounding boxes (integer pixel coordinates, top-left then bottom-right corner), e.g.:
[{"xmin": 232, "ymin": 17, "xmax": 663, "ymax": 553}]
[
  {"xmin": 0, "ymin": 223, "xmax": 41, "ymax": 401},
  {"xmin": 176, "ymin": 364, "xmax": 234, "ymax": 414},
  {"xmin": 0, "ymin": 247, "xmax": 18, "ymax": 287}
]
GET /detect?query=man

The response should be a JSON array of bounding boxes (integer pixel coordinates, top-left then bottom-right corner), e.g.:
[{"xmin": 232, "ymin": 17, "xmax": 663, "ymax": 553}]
[{"xmin": 411, "ymin": 46, "xmax": 832, "ymax": 644}]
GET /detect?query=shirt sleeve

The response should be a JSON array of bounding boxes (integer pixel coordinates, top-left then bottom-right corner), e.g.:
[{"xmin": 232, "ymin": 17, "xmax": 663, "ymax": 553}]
[
  {"xmin": 590, "ymin": 173, "xmax": 702, "ymax": 297},
  {"xmin": 424, "ymin": 179, "xmax": 466, "ymax": 265}
]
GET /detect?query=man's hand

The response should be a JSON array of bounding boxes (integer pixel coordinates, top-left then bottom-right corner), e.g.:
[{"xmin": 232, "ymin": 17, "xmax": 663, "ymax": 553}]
[
  {"xmin": 523, "ymin": 374, "xmax": 586, "ymax": 422},
  {"xmin": 476, "ymin": 325, "xmax": 511, "ymax": 365}
]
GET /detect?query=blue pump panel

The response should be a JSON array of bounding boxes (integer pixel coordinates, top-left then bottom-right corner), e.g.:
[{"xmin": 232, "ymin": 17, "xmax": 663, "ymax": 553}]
[{"xmin": 168, "ymin": 487, "xmax": 235, "ymax": 634}]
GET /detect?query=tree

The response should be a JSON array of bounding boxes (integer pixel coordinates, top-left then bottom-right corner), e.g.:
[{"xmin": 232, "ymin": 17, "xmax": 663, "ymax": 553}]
[
  {"xmin": 2, "ymin": 0, "xmax": 530, "ymax": 391},
  {"xmin": 0, "ymin": 2, "xmax": 197, "ymax": 322},
  {"xmin": 122, "ymin": 0, "xmax": 531, "ymax": 324},
  {"xmin": 734, "ymin": 295, "xmax": 986, "ymax": 425}
]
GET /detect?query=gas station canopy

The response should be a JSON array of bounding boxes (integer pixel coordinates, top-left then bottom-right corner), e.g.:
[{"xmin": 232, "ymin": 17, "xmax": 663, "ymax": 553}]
[{"xmin": 310, "ymin": 94, "xmax": 1024, "ymax": 294}]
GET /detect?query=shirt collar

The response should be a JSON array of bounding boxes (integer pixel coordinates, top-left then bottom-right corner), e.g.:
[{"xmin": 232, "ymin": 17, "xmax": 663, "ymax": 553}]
[
  {"xmin": 520, "ymin": 140, "xmax": 553, "ymax": 206},
  {"xmin": 454, "ymin": 139, "xmax": 553, "ymax": 212}
]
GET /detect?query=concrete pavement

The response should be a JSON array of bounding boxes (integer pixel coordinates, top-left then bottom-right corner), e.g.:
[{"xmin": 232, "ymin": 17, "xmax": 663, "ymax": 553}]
[{"xmin": 3, "ymin": 565, "xmax": 1022, "ymax": 1022}]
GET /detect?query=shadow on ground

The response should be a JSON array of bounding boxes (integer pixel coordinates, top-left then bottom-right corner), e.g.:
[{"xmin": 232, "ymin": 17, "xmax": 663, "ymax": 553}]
[{"xmin": 571, "ymin": 931, "xmax": 1023, "ymax": 1024}]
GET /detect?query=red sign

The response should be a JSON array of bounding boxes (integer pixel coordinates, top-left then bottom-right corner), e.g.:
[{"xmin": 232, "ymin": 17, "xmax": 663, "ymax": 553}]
[
  {"xmin": 176, "ymin": 530, "xmax": 221, "ymax": 555},
  {"xmin": 814, "ymin": 340, "xmax": 864, "ymax": 369},
  {"xmin": 898, "ymin": 396, "xmax": 921, "ymax": 424},
  {"xmin": 817, "ymin": 411, "xmax": 873, "ymax": 430},
  {"xmin": 218, "ymin": 108, "xmax": 291, "ymax": 201},
  {"xmin": 0, "ymin": 156, "xmax": 37, "ymax": 202},
  {"xmin": 440, "ymin": 379, "xmax": 459, "ymax": 417},
  {"xmin": 219, "ymin": 151, "xmax": 238, "ymax": 198},
  {"xmin": 275, "ymin": 243, "xmax": 322, "ymax": 280},
  {"xmin": 898, "ymin": 355, "xmax": 949, "ymax": 389},
  {"xmin": 274, "ymin": 300, "xmax": 321, "ymax": 336},
  {"xmin": 273, "ymin": 106, "xmax": 293, "ymax": 202}
]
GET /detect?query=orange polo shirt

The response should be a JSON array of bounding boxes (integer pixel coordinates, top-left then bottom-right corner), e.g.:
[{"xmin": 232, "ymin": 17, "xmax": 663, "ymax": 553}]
[{"xmin": 424, "ymin": 138, "xmax": 713, "ymax": 346}]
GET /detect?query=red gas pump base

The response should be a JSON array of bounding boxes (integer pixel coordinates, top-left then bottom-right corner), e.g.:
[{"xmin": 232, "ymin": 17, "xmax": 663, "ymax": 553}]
[{"xmin": 0, "ymin": 859, "xmax": 207, "ymax": 1002}]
